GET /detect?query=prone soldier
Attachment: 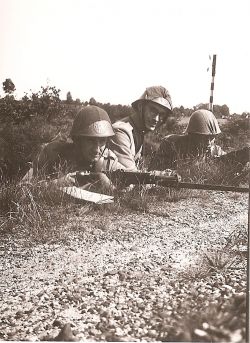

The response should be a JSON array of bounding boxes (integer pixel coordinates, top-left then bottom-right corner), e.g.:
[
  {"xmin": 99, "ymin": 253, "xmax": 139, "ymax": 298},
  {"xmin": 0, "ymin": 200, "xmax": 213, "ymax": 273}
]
[
  {"xmin": 149, "ymin": 109, "xmax": 249, "ymax": 176},
  {"xmin": 30, "ymin": 105, "xmax": 124, "ymax": 192}
]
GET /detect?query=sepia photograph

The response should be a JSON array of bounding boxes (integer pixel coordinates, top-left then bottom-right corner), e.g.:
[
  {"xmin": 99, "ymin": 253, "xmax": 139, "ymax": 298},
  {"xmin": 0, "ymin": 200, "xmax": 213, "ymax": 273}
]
[{"xmin": 0, "ymin": 0, "xmax": 249, "ymax": 342}]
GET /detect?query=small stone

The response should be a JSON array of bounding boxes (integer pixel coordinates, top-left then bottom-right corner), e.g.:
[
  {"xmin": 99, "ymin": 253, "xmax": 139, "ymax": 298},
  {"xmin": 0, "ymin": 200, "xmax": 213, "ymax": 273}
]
[
  {"xmin": 194, "ymin": 328, "xmax": 209, "ymax": 338},
  {"xmin": 53, "ymin": 319, "xmax": 63, "ymax": 328},
  {"xmin": 26, "ymin": 335, "xmax": 38, "ymax": 341},
  {"xmin": 228, "ymin": 316, "xmax": 239, "ymax": 330},
  {"xmin": 89, "ymin": 328, "xmax": 100, "ymax": 336},
  {"xmin": 15, "ymin": 310, "xmax": 24, "ymax": 318},
  {"xmin": 137, "ymin": 303, "xmax": 145, "ymax": 310},
  {"xmin": 54, "ymin": 323, "xmax": 78, "ymax": 341},
  {"xmin": 104, "ymin": 270, "xmax": 117, "ymax": 276},
  {"xmin": 229, "ymin": 329, "xmax": 242, "ymax": 343},
  {"xmin": 202, "ymin": 322, "xmax": 209, "ymax": 330},
  {"xmin": 148, "ymin": 329, "xmax": 158, "ymax": 338},
  {"xmin": 118, "ymin": 272, "xmax": 126, "ymax": 281}
]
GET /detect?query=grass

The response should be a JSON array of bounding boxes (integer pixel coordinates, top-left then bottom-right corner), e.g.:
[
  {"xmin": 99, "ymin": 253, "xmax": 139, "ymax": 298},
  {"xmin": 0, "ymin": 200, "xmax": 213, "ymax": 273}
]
[
  {"xmin": 0, "ymin": 126, "xmax": 248, "ymax": 254},
  {"xmin": 159, "ymin": 293, "xmax": 247, "ymax": 342},
  {"xmin": 0, "ymin": 178, "xmax": 76, "ymax": 244},
  {"xmin": 0, "ymin": 159, "xmax": 247, "ymax": 343},
  {"xmin": 0, "ymin": 152, "xmax": 248, "ymax": 244},
  {"xmin": 180, "ymin": 225, "xmax": 248, "ymax": 282},
  {"xmin": 203, "ymin": 250, "xmax": 237, "ymax": 272},
  {"xmin": 169, "ymin": 230, "xmax": 248, "ymax": 342},
  {"xmin": 174, "ymin": 156, "xmax": 249, "ymax": 188}
]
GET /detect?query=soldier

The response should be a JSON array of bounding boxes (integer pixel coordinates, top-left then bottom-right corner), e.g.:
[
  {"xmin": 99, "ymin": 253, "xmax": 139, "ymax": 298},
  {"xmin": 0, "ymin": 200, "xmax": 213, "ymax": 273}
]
[
  {"xmin": 149, "ymin": 109, "xmax": 249, "ymax": 172},
  {"xmin": 32, "ymin": 105, "xmax": 123, "ymax": 192},
  {"xmin": 109, "ymin": 86, "xmax": 173, "ymax": 171}
]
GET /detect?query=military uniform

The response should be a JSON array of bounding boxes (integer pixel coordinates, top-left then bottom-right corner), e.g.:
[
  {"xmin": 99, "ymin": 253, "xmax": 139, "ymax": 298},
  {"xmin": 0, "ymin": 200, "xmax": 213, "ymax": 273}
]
[
  {"xmin": 109, "ymin": 86, "xmax": 173, "ymax": 171},
  {"xmin": 149, "ymin": 109, "xmax": 250, "ymax": 171},
  {"xmin": 109, "ymin": 113, "xmax": 145, "ymax": 171},
  {"xmin": 33, "ymin": 140, "xmax": 122, "ymax": 179},
  {"xmin": 23, "ymin": 106, "xmax": 124, "ymax": 191}
]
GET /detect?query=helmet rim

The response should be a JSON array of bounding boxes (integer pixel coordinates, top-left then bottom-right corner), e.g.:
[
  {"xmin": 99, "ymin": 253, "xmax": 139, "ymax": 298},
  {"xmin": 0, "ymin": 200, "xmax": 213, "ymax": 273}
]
[{"xmin": 70, "ymin": 106, "xmax": 115, "ymax": 138}]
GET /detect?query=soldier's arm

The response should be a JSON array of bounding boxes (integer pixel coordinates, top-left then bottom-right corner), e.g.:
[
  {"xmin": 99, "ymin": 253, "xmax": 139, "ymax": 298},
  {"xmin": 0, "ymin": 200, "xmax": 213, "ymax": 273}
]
[{"xmin": 109, "ymin": 130, "xmax": 138, "ymax": 171}]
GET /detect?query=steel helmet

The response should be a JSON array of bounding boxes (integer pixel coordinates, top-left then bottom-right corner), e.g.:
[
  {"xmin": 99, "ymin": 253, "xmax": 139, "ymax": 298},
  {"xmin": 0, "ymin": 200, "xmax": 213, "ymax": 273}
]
[
  {"xmin": 185, "ymin": 109, "xmax": 221, "ymax": 135},
  {"xmin": 132, "ymin": 86, "xmax": 173, "ymax": 115},
  {"xmin": 70, "ymin": 105, "xmax": 115, "ymax": 138}
]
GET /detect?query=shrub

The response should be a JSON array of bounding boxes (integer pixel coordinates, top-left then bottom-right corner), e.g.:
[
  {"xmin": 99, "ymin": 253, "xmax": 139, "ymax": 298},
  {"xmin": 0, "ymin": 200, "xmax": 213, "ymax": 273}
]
[
  {"xmin": 0, "ymin": 102, "xmax": 77, "ymax": 180},
  {"xmin": 0, "ymin": 86, "xmax": 64, "ymax": 123},
  {"xmin": 0, "ymin": 118, "xmax": 63, "ymax": 179},
  {"xmin": 218, "ymin": 116, "xmax": 249, "ymax": 150}
]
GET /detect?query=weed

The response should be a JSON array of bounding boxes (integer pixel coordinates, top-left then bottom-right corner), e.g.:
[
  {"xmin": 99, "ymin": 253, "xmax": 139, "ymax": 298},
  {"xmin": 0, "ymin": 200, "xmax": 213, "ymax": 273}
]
[
  {"xmin": 225, "ymin": 227, "xmax": 248, "ymax": 248},
  {"xmin": 203, "ymin": 249, "xmax": 236, "ymax": 272},
  {"xmin": 178, "ymin": 260, "xmax": 210, "ymax": 281},
  {"xmin": 224, "ymin": 227, "xmax": 248, "ymax": 262}
]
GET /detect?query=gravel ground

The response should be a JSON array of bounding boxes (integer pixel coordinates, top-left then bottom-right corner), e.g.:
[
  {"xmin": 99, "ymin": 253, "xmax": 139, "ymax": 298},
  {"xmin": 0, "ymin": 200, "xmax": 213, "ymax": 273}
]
[{"xmin": 0, "ymin": 191, "xmax": 248, "ymax": 342}]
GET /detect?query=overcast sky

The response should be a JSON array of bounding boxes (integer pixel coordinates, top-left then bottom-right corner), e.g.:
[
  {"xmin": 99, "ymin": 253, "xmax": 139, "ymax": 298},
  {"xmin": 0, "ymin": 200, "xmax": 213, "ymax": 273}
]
[{"xmin": 0, "ymin": 0, "xmax": 249, "ymax": 113}]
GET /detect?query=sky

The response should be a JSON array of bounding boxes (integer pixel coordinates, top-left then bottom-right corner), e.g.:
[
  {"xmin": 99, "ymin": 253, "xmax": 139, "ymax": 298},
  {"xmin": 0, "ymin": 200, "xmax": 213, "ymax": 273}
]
[{"xmin": 0, "ymin": 0, "xmax": 249, "ymax": 114}]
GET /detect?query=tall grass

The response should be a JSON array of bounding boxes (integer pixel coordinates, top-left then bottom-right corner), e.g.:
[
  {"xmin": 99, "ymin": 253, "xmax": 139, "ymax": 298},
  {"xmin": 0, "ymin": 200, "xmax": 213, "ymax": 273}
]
[
  {"xmin": 174, "ymin": 156, "xmax": 249, "ymax": 186},
  {"xmin": 0, "ymin": 178, "xmax": 73, "ymax": 244}
]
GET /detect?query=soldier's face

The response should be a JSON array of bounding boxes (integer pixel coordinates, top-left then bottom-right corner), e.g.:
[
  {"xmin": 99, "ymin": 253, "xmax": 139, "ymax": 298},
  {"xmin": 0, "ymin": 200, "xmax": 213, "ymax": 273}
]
[
  {"xmin": 143, "ymin": 103, "xmax": 167, "ymax": 131},
  {"xmin": 77, "ymin": 137, "xmax": 107, "ymax": 162},
  {"xmin": 191, "ymin": 134, "xmax": 215, "ymax": 152}
]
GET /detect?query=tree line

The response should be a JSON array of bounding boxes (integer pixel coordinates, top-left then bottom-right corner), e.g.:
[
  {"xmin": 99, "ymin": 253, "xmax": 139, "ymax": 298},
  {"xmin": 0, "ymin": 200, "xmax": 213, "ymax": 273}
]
[{"xmin": 1, "ymin": 78, "xmax": 249, "ymax": 125}]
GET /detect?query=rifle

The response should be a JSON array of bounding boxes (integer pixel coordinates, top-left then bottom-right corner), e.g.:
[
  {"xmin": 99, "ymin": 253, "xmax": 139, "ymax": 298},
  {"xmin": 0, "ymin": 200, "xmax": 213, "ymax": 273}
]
[{"xmin": 75, "ymin": 170, "xmax": 249, "ymax": 194}]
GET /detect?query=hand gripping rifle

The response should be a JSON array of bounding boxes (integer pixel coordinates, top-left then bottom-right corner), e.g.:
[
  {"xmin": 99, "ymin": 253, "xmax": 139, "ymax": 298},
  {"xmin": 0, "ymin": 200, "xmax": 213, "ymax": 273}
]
[{"xmin": 76, "ymin": 170, "xmax": 249, "ymax": 193}]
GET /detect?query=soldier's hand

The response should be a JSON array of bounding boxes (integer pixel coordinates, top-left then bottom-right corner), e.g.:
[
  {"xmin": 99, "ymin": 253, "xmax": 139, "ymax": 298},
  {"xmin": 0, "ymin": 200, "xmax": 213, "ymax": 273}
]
[
  {"xmin": 76, "ymin": 172, "xmax": 115, "ymax": 193},
  {"xmin": 151, "ymin": 169, "xmax": 177, "ymax": 177},
  {"xmin": 150, "ymin": 169, "xmax": 181, "ymax": 182},
  {"xmin": 53, "ymin": 172, "xmax": 76, "ymax": 187},
  {"xmin": 87, "ymin": 172, "xmax": 115, "ymax": 193}
]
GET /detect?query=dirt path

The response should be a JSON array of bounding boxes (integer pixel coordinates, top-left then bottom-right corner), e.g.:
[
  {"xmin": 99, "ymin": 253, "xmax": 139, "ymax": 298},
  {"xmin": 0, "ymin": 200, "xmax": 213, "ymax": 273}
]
[{"xmin": 0, "ymin": 191, "xmax": 248, "ymax": 341}]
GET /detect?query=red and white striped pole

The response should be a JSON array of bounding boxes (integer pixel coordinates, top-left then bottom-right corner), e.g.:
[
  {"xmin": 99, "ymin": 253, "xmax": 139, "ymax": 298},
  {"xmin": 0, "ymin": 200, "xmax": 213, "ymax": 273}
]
[{"xmin": 208, "ymin": 54, "xmax": 217, "ymax": 111}]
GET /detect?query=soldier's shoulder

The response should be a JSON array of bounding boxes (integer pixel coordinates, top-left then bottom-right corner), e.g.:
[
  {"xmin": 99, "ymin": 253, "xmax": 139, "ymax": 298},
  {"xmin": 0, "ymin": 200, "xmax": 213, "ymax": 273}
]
[{"xmin": 112, "ymin": 118, "xmax": 133, "ymax": 132}]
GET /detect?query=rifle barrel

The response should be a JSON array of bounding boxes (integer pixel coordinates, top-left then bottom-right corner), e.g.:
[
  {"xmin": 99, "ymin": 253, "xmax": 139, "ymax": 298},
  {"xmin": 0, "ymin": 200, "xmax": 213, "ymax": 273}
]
[{"xmin": 107, "ymin": 171, "xmax": 249, "ymax": 193}]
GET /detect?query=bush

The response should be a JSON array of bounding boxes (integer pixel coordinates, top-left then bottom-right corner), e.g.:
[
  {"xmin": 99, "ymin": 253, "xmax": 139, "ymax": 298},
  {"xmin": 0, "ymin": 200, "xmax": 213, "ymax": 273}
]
[
  {"xmin": 218, "ymin": 116, "xmax": 249, "ymax": 150},
  {"xmin": 0, "ymin": 85, "xmax": 64, "ymax": 123},
  {"xmin": 0, "ymin": 89, "xmax": 80, "ymax": 179}
]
